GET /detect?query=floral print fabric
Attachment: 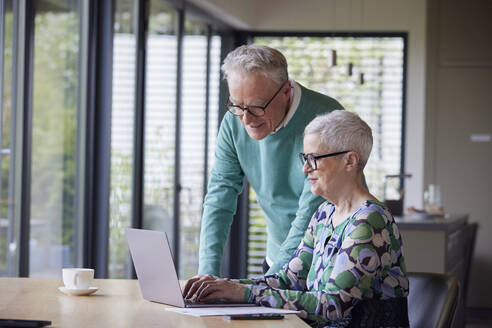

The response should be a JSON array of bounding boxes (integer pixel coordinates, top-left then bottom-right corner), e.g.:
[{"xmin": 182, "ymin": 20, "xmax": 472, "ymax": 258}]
[{"xmin": 240, "ymin": 200, "xmax": 409, "ymax": 326}]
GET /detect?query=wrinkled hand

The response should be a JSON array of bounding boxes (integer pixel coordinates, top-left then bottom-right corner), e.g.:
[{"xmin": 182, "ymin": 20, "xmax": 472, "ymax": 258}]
[
  {"xmin": 183, "ymin": 274, "xmax": 246, "ymax": 303},
  {"xmin": 183, "ymin": 274, "xmax": 217, "ymax": 299}
]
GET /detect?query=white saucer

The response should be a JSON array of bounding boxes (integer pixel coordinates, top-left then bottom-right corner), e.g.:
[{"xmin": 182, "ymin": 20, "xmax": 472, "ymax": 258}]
[{"xmin": 58, "ymin": 286, "xmax": 98, "ymax": 296}]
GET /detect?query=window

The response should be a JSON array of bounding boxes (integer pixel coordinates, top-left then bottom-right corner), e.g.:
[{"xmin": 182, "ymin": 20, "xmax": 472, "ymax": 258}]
[
  {"xmin": 0, "ymin": 0, "xmax": 225, "ymax": 279},
  {"xmin": 207, "ymin": 36, "xmax": 221, "ymax": 178},
  {"xmin": 179, "ymin": 18, "xmax": 208, "ymax": 278},
  {"xmin": 0, "ymin": 0, "xmax": 13, "ymax": 276},
  {"xmin": 109, "ymin": 0, "xmax": 137, "ymax": 278},
  {"xmin": 142, "ymin": 0, "xmax": 178, "ymax": 261},
  {"xmin": 179, "ymin": 19, "xmax": 221, "ymax": 278},
  {"xmin": 29, "ymin": 0, "xmax": 81, "ymax": 277},
  {"xmin": 108, "ymin": 0, "xmax": 223, "ymax": 279},
  {"xmin": 247, "ymin": 35, "xmax": 406, "ymax": 276}
]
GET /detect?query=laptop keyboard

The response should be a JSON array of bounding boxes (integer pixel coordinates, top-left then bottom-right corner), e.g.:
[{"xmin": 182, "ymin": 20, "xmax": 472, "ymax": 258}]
[
  {"xmin": 184, "ymin": 299, "xmax": 211, "ymax": 306},
  {"xmin": 184, "ymin": 299, "xmax": 250, "ymax": 307}
]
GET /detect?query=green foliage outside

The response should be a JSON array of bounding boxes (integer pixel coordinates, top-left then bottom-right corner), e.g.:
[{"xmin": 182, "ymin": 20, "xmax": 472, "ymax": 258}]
[
  {"xmin": 0, "ymin": 8, "xmax": 81, "ymax": 276},
  {"xmin": 108, "ymin": 151, "xmax": 132, "ymax": 278},
  {"xmin": 108, "ymin": 124, "xmax": 176, "ymax": 278},
  {"xmin": 29, "ymin": 10, "xmax": 79, "ymax": 270},
  {"xmin": 0, "ymin": 11, "xmax": 13, "ymax": 274}
]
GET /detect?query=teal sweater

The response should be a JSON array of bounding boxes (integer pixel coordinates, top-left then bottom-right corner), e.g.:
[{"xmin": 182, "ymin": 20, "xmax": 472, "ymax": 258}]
[{"xmin": 199, "ymin": 84, "xmax": 343, "ymax": 275}]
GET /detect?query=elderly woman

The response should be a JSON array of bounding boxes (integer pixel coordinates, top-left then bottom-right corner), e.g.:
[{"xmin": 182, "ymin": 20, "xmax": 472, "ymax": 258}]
[{"xmin": 184, "ymin": 110, "xmax": 409, "ymax": 327}]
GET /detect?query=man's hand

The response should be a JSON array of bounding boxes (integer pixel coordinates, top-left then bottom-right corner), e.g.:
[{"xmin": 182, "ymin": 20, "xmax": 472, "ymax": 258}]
[{"xmin": 183, "ymin": 274, "xmax": 246, "ymax": 303}]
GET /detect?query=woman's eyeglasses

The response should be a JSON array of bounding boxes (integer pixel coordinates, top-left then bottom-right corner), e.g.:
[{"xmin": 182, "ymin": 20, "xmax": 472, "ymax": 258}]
[{"xmin": 299, "ymin": 150, "xmax": 350, "ymax": 171}]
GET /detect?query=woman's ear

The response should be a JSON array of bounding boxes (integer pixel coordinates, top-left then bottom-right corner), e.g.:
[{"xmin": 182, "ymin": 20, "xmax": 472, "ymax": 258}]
[{"xmin": 345, "ymin": 151, "xmax": 359, "ymax": 171}]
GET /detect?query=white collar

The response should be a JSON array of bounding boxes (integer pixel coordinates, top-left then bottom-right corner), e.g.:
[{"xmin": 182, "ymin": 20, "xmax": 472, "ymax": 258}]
[{"xmin": 273, "ymin": 79, "xmax": 301, "ymax": 133}]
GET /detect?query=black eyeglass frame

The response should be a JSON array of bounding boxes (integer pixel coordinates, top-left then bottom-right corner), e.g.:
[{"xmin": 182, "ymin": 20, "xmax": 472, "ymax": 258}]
[
  {"xmin": 299, "ymin": 150, "xmax": 350, "ymax": 171},
  {"xmin": 226, "ymin": 81, "xmax": 287, "ymax": 117}
]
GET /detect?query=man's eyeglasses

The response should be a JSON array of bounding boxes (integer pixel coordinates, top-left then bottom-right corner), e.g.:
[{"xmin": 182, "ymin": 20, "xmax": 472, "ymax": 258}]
[
  {"xmin": 299, "ymin": 151, "xmax": 350, "ymax": 171},
  {"xmin": 226, "ymin": 82, "xmax": 286, "ymax": 117}
]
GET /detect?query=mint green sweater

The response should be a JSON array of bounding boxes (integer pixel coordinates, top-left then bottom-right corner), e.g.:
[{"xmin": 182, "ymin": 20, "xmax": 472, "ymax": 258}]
[{"xmin": 199, "ymin": 84, "xmax": 343, "ymax": 275}]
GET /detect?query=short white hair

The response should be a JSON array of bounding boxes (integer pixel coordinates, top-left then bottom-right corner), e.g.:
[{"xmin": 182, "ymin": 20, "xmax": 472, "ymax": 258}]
[
  {"xmin": 221, "ymin": 44, "xmax": 288, "ymax": 86},
  {"xmin": 304, "ymin": 110, "xmax": 373, "ymax": 170}
]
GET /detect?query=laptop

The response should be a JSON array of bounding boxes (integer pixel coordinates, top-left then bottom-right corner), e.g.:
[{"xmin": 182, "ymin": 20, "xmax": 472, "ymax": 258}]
[{"xmin": 125, "ymin": 228, "xmax": 256, "ymax": 308}]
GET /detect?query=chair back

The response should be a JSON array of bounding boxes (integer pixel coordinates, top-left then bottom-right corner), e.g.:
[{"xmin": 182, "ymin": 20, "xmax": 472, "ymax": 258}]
[
  {"xmin": 407, "ymin": 272, "xmax": 459, "ymax": 328},
  {"xmin": 463, "ymin": 223, "xmax": 478, "ymax": 305}
]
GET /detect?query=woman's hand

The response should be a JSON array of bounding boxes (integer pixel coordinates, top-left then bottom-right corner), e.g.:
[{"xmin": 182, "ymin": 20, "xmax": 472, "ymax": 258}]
[
  {"xmin": 183, "ymin": 274, "xmax": 246, "ymax": 303},
  {"xmin": 183, "ymin": 274, "xmax": 217, "ymax": 299}
]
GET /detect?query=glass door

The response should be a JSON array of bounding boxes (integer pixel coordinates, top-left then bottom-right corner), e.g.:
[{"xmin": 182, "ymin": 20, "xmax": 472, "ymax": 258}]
[
  {"xmin": 29, "ymin": 0, "xmax": 81, "ymax": 277},
  {"xmin": 0, "ymin": 0, "xmax": 14, "ymax": 277}
]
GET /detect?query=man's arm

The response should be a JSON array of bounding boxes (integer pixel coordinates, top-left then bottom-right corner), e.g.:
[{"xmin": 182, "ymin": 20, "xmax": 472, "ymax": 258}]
[
  {"xmin": 240, "ymin": 210, "xmax": 317, "ymax": 288},
  {"xmin": 198, "ymin": 117, "xmax": 244, "ymax": 276},
  {"xmin": 266, "ymin": 175, "xmax": 325, "ymax": 274}
]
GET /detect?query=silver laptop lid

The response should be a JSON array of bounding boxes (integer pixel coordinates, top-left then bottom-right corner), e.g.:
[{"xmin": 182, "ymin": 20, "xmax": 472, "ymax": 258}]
[{"xmin": 125, "ymin": 228, "xmax": 185, "ymax": 307}]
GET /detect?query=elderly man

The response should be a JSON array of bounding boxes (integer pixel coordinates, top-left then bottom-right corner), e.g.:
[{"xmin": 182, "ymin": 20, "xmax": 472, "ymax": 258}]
[{"xmin": 199, "ymin": 44, "xmax": 343, "ymax": 276}]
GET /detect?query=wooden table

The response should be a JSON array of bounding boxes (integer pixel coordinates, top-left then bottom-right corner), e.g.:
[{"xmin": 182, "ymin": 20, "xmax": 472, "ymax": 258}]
[{"xmin": 0, "ymin": 278, "xmax": 309, "ymax": 328}]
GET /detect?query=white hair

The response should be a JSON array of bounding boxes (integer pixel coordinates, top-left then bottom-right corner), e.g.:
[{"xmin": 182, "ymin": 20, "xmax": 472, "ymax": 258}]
[
  {"xmin": 304, "ymin": 110, "xmax": 373, "ymax": 170},
  {"xmin": 221, "ymin": 44, "xmax": 288, "ymax": 86}
]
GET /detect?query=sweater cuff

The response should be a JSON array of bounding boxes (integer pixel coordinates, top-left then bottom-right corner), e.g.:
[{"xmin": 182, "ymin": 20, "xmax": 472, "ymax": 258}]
[{"xmin": 197, "ymin": 259, "xmax": 221, "ymax": 276}]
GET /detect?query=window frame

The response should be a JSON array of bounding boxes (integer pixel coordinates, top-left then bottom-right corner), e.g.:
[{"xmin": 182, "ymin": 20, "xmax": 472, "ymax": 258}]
[{"xmin": 10, "ymin": 0, "xmax": 35, "ymax": 278}]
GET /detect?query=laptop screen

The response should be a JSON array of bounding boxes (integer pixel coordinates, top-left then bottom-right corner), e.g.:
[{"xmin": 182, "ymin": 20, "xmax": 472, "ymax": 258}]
[{"xmin": 126, "ymin": 228, "xmax": 185, "ymax": 307}]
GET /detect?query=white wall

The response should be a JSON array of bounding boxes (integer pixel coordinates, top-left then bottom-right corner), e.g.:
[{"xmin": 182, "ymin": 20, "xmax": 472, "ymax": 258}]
[
  {"xmin": 425, "ymin": 0, "xmax": 492, "ymax": 308},
  {"xmin": 190, "ymin": 0, "xmax": 427, "ymax": 208}
]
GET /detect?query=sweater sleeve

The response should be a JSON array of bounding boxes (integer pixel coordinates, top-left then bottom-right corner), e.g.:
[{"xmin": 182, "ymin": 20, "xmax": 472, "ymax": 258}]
[
  {"xmin": 243, "ymin": 211, "xmax": 389, "ymax": 323},
  {"xmin": 198, "ymin": 116, "xmax": 244, "ymax": 275},
  {"xmin": 266, "ymin": 175, "xmax": 325, "ymax": 274}
]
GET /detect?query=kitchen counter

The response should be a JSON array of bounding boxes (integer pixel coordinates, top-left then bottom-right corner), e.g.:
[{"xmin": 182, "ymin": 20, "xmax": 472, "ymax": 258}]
[{"xmin": 395, "ymin": 214, "xmax": 468, "ymax": 232}]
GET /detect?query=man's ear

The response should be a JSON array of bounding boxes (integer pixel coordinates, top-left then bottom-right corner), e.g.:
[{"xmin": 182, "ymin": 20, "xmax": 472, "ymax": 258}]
[
  {"xmin": 345, "ymin": 151, "xmax": 359, "ymax": 171},
  {"xmin": 281, "ymin": 81, "xmax": 291, "ymax": 98}
]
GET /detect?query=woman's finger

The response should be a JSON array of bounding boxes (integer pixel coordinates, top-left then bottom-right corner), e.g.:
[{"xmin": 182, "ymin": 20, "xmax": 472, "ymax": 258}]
[
  {"xmin": 185, "ymin": 275, "xmax": 216, "ymax": 299},
  {"xmin": 198, "ymin": 288, "xmax": 223, "ymax": 302},
  {"xmin": 194, "ymin": 279, "xmax": 217, "ymax": 299},
  {"xmin": 205, "ymin": 280, "xmax": 246, "ymax": 303},
  {"xmin": 183, "ymin": 275, "xmax": 202, "ymax": 296},
  {"xmin": 196, "ymin": 283, "xmax": 220, "ymax": 301},
  {"xmin": 196, "ymin": 280, "xmax": 229, "ymax": 301}
]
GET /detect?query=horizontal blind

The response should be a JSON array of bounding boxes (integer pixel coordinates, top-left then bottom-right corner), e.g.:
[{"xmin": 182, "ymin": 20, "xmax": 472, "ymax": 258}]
[
  {"xmin": 247, "ymin": 188, "xmax": 267, "ymax": 276},
  {"xmin": 180, "ymin": 31, "xmax": 221, "ymax": 279},
  {"xmin": 109, "ymin": 33, "xmax": 136, "ymax": 278},
  {"xmin": 111, "ymin": 30, "xmax": 221, "ymax": 279},
  {"xmin": 180, "ymin": 30, "xmax": 208, "ymax": 279},
  {"xmin": 143, "ymin": 27, "xmax": 177, "ymax": 254}
]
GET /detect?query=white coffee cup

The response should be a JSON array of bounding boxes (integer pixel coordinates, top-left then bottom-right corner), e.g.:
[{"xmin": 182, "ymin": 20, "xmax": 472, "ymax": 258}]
[{"xmin": 62, "ymin": 268, "xmax": 94, "ymax": 290}]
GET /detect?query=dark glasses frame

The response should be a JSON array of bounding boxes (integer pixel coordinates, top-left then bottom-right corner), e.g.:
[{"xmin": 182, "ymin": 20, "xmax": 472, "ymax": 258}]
[{"xmin": 299, "ymin": 150, "xmax": 350, "ymax": 170}]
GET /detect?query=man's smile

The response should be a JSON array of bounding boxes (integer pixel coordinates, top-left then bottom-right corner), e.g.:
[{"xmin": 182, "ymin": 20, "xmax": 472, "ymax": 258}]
[{"xmin": 247, "ymin": 123, "xmax": 265, "ymax": 129}]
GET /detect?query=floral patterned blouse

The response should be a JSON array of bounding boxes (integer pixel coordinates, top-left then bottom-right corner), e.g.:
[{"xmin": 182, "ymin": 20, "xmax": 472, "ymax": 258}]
[{"xmin": 239, "ymin": 200, "xmax": 409, "ymax": 326}]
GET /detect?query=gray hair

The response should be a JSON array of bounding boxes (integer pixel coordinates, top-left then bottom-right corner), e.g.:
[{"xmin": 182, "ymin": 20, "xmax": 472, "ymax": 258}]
[
  {"xmin": 221, "ymin": 44, "xmax": 288, "ymax": 85},
  {"xmin": 304, "ymin": 110, "xmax": 373, "ymax": 170}
]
